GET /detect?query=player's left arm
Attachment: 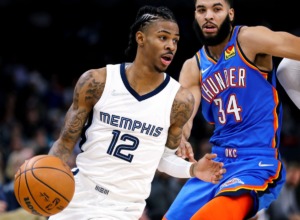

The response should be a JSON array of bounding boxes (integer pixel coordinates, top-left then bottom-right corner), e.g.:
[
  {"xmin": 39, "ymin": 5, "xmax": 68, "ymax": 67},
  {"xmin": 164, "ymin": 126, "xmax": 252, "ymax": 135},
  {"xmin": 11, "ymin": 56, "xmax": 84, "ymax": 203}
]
[
  {"xmin": 277, "ymin": 58, "xmax": 300, "ymax": 109},
  {"xmin": 157, "ymin": 87, "xmax": 225, "ymax": 183},
  {"xmin": 239, "ymin": 26, "xmax": 300, "ymax": 61},
  {"xmin": 166, "ymin": 86, "xmax": 194, "ymax": 152},
  {"xmin": 176, "ymin": 57, "xmax": 202, "ymax": 161}
]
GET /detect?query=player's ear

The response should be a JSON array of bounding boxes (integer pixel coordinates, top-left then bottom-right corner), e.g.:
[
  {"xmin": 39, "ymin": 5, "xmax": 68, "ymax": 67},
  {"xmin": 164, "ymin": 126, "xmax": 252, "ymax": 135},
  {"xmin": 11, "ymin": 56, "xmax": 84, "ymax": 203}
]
[
  {"xmin": 136, "ymin": 31, "xmax": 145, "ymax": 47},
  {"xmin": 229, "ymin": 8, "xmax": 234, "ymax": 22}
]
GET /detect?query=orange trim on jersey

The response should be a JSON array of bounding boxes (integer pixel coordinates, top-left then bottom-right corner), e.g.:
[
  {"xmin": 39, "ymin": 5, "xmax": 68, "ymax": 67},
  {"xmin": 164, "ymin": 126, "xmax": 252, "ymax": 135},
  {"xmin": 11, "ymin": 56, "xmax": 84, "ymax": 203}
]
[
  {"xmin": 235, "ymin": 43, "xmax": 268, "ymax": 79},
  {"xmin": 235, "ymin": 36, "xmax": 279, "ymax": 150},
  {"xmin": 217, "ymin": 160, "xmax": 282, "ymax": 195},
  {"xmin": 272, "ymin": 87, "xmax": 280, "ymax": 149},
  {"xmin": 196, "ymin": 50, "xmax": 200, "ymax": 61},
  {"xmin": 200, "ymin": 71, "xmax": 202, "ymax": 84},
  {"xmin": 196, "ymin": 51, "xmax": 203, "ymax": 84},
  {"xmin": 203, "ymin": 47, "xmax": 217, "ymax": 63}
]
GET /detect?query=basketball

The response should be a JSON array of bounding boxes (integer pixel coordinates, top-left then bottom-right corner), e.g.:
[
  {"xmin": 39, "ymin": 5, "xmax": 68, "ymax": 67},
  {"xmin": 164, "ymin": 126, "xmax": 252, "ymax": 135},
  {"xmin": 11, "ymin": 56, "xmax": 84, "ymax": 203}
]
[{"xmin": 14, "ymin": 154, "xmax": 75, "ymax": 217}]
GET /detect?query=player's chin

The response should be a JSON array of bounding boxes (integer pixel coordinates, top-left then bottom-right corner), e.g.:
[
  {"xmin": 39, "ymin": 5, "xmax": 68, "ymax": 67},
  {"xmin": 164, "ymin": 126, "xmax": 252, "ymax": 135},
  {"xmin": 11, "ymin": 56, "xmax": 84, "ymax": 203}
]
[{"xmin": 156, "ymin": 65, "xmax": 168, "ymax": 73}]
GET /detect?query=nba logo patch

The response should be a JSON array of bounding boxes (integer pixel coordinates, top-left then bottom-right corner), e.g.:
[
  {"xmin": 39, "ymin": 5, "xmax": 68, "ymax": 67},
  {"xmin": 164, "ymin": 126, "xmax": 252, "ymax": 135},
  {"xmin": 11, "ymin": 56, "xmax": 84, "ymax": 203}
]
[{"xmin": 225, "ymin": 45, "xmax": 235, "ymax": 60}]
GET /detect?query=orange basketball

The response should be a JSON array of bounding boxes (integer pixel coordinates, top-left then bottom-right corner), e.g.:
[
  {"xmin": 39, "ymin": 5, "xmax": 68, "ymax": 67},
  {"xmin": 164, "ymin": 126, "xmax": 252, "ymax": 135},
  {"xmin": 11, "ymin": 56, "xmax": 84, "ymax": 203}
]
[{"xmin": 14, "ymin": 154, "xmax": 75, "ymax": 217}]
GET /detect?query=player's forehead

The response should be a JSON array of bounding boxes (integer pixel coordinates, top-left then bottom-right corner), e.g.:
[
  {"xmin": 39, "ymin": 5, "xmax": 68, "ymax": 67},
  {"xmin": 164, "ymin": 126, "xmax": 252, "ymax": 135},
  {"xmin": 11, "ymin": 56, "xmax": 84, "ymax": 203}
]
[
  {"xmin": 146, "ymin": 20, "xmax": 179, "ymax": 36},
  {"xmin": 195, "ymin": 0, "xmax": 228, "ymax": 7}
]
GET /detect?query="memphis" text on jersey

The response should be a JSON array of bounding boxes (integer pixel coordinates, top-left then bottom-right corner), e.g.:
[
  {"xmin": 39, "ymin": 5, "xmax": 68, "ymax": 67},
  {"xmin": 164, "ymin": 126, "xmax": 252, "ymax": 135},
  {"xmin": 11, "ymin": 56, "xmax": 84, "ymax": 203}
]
[{"xmin": 99, "ymin": 111, "xmax": 163, "ymax": 137}]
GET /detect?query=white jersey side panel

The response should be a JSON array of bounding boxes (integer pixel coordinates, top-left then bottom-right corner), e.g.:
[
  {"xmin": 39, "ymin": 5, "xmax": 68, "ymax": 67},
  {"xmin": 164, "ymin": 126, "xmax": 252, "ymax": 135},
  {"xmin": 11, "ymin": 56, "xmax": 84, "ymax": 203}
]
[{"xmin": 76, "ymin": 63, "xmax": 181, "ymax": 202}]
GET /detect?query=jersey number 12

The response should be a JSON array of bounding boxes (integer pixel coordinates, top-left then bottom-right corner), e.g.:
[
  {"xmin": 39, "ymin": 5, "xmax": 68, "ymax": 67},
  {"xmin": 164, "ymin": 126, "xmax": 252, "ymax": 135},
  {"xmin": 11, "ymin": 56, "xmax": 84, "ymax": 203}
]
[{"xmin": 106, "ymin": 130, "xmax": 139, "ymax": 162}]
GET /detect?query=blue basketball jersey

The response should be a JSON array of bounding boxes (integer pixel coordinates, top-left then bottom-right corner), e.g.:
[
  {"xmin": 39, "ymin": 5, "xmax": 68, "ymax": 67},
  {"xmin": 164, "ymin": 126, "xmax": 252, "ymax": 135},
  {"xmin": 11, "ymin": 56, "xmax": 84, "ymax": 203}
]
[
  {"xmin": 198, "ymin": 26, "xmax": 282, "ymax": 150},
  {"xmin": 164, "ymin": 26, "xmax": 286, "ymax": 220}
]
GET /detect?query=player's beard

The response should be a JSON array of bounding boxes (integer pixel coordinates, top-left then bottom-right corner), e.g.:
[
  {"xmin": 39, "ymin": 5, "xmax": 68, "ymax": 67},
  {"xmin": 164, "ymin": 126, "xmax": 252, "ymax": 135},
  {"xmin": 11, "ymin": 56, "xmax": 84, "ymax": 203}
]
[{"xmin": 193, "ymin": 15, "xmax": 232, "ymax": 46}]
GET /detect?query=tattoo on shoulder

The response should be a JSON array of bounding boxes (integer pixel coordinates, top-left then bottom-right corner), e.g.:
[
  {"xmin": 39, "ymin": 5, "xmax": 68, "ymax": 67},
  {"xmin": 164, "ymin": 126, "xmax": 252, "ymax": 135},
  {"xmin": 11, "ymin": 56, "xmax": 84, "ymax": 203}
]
[
  {"xmin": 86, "ymin": 79, "xmax": 105, "ymax": 103},
  {"xmin": 74, "ymin": 71, "xmax": 105, "ymax": 108}
]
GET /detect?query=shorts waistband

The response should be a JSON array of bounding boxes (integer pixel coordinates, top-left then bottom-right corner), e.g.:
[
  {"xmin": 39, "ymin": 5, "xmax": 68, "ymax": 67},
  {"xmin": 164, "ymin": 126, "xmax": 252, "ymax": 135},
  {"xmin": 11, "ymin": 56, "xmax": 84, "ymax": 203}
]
[
  {"xmin": 73, "ymin": 168, "xmax": 113, "ymax": 199},
  {"xmin": 212, "ymin": 146, "xmax": 278, "ymax": 158}
]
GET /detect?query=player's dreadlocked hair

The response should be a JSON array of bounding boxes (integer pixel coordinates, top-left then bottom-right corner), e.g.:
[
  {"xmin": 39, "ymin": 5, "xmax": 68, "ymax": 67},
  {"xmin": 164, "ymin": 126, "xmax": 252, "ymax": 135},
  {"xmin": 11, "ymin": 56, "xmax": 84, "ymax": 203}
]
[{"xmin": 125, "ymin": 5, "xmax": 177, "ymax": 61}]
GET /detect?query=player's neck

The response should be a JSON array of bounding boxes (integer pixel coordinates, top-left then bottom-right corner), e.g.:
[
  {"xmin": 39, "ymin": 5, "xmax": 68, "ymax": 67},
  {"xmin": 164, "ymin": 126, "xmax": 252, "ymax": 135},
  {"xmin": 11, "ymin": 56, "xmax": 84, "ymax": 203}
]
[
  {"xmin": 206, "ymin": 34, "xmax": 231, "ymax": 61},
  {"xmin": 125, "ymin": 63, "xmax": 165, "ymax": 96}
]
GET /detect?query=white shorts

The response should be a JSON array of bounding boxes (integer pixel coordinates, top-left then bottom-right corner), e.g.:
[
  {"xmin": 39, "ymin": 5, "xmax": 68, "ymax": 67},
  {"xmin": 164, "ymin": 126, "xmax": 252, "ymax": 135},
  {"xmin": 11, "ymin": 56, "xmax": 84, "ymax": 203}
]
[{"xmin": 48, "ymin": 169, "xmax": 145, "ymax": 220}]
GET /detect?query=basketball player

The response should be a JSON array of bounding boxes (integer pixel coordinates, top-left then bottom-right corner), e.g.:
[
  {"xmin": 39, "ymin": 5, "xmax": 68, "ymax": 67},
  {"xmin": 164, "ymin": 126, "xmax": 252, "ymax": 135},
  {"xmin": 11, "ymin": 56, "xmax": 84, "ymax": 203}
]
[
  {"xmin": 163, "ymin": 0, "xmax": 300, "ymax": 219},
  {"xmin": 48, "ymin": 5, "xmax": 225, "ymax": 220}
]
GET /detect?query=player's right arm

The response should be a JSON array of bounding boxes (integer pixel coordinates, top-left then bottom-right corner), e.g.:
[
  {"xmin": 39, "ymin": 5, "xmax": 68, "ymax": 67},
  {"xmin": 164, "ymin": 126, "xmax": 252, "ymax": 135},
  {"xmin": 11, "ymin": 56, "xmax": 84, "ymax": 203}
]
[
  {"xmin": 176, "ymin": 56, "xmax": 202, "ymax": 160},
  {"xmin": 49, "ymin": 68, "xmax": 106, "ymax": 163}
]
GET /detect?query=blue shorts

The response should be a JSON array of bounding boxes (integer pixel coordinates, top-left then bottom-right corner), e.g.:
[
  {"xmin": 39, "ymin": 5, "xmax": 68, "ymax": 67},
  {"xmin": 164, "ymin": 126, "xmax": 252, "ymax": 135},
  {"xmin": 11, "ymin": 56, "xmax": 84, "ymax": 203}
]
[{"xmin": 164, "ymin": 147, "xmax": 286, "ymax": 220}]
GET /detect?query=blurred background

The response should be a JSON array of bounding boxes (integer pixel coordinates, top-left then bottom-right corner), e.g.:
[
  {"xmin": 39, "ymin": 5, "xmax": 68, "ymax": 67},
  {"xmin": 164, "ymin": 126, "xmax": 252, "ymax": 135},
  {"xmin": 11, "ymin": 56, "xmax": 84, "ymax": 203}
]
[{"xmin": 0, "ymin": 0, "xmax": 300, "ymax": 219}]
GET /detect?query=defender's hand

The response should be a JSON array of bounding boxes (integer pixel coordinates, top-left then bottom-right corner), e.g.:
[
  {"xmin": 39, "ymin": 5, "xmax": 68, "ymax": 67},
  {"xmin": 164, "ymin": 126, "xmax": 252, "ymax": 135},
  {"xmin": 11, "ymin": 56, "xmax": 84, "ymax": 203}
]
[
  {"xmin": 192, "ymin": 153, "xmax": 226, "ymax": 184},
  {"xmin": 176, "ymin": 140, "xmax": 196, "ymax": 162}
]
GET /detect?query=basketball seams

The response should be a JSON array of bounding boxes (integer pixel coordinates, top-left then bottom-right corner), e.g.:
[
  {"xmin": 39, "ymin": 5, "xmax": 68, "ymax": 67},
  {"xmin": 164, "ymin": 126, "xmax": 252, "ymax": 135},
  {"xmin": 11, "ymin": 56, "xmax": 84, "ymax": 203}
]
[
  {"xmin": 32, "ymin": 166, "xmax": 74, "ymax": 180},
  {"xmin": 31, "ymin": 156, "xmax": 74, "ymax": 180},
  {"xmin": 25, "ymin": 157, "xmax": 52, "ymax": 216},
  {"xmin": 31, "ymin": 167, "xmax": 73, "ymax": 202}
]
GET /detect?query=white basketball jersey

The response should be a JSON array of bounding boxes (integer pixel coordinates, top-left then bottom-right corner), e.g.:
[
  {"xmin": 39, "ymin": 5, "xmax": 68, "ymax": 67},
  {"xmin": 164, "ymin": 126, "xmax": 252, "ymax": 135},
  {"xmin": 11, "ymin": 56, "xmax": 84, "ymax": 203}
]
[{"xmin": 76, "ymin": 63, "xmax": 181, "ymax": 202}]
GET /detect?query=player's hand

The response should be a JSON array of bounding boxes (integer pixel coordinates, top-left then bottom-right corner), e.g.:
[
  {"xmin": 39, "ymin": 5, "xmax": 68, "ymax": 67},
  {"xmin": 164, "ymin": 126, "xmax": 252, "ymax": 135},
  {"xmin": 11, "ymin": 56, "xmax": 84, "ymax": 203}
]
[
  {"xmin": 193, "ymin": 153, "xmax": 226, "ymax": 184},
  {"xmin": 176, "ymin": 140, "xmax": 196, "ymax": 162}
]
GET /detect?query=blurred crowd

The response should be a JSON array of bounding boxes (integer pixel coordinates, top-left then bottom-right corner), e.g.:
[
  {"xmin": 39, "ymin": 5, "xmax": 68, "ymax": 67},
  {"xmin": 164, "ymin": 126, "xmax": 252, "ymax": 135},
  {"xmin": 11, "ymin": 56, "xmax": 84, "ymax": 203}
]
[{"xmin": 1, "ymin": 0, "xmax": 300, "ymax": 220}]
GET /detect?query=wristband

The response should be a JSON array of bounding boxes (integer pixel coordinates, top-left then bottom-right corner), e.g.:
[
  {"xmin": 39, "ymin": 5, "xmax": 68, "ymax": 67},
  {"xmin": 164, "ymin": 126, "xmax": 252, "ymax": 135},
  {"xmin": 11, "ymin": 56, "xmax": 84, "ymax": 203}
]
[{"xmin": 157, "ymin": 147, "xmax": 193, "ymax": 178}]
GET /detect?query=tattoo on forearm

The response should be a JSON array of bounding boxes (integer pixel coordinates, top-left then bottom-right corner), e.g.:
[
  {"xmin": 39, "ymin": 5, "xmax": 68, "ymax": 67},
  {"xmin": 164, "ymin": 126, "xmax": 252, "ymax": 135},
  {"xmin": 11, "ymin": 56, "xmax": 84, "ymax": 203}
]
[
  {"xmin": 62, "ymin": 109, "xmax": 88, "ymax": 141},
  {"xmin": 166, "ymin": 131, "xmax": 181, "ymax": 149},
  {"xmin": 50, "ymin": 144, "xmax": 72, "ymax": 163}
]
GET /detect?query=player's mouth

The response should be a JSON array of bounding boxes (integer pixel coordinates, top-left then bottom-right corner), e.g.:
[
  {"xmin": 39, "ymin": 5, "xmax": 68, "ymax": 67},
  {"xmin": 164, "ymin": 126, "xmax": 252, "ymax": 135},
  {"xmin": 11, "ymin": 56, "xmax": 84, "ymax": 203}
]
[
  {"xmin": 161, "ymin": 54, "xmax": 173, "ymax": 66},
  {"xmin": 203, "ymin": 23, "xmax": 217, "ymax": 33}
]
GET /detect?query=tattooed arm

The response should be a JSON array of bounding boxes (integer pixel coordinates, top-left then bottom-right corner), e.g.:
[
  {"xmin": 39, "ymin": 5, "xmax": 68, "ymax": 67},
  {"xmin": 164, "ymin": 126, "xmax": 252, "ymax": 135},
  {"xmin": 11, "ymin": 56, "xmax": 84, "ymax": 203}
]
[
  {"xmin": 48, "ymin": 68, "xmax": 106, "ymax": 163},
  {"xmin": 157, "ymin": 87, "xmax": 225, "ymax": 182},
  {"xmin": 167, "ymin": 86, "xmax": 195, "ymax": 150}
]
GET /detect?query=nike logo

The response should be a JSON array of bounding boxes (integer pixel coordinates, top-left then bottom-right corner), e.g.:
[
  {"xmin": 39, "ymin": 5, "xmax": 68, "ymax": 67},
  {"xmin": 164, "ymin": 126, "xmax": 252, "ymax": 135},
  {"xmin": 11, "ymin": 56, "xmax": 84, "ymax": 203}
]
[
  {"xmin": 201, "ymin": 67, "xmax": 211, "ymax": 74},
  {"xmin": 111, "ymin": 89, "xmax": 129, "ymax": 96},
  {"xmin": 258, "ymin": 161, "xmax": 274, "ymax": 167}
]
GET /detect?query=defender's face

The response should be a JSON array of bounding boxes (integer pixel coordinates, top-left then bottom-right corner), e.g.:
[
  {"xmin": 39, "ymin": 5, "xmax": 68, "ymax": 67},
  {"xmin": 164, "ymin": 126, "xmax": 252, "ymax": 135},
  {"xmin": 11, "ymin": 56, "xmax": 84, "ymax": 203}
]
[
  {"xmin": 139, "ymin": 20, "xmax": 180, "ymax": 72},
  {"xmin": 194, "ymin": 0, "xmax": 234, "ymax": 38}
]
